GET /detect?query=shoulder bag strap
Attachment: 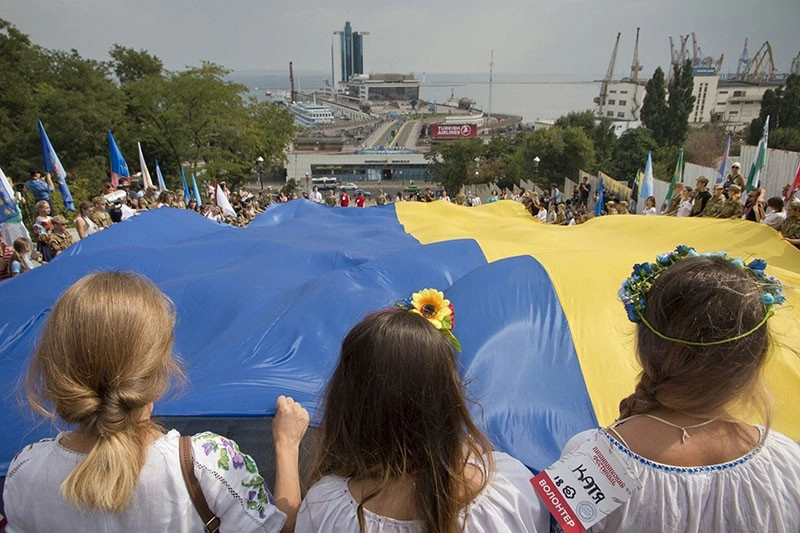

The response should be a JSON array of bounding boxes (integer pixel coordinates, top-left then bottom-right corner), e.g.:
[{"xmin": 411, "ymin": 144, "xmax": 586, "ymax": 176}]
[{"xmin": 179, "ymin": 435, "xmax": 221, "ymax": 533}]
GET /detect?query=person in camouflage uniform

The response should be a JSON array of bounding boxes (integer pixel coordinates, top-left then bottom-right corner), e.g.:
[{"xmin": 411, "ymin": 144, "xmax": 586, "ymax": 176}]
[
  {"xmin": 715, "ymin": 184, "xmax": 744, "ymax": 219},
  {"xmin": 663, "ymin": 183, "xmax": 684, "ymax": 215},
  {"xmin": 46, "ymin": 215, "xmax": 74, "ymax": 257},
  {"xmin": 138, "ymin": 187, "xmax": 158, "ymax": 210},
  {"xmin": 90, "ymin": 197, "xmax": 113, "ymax": 228},
  {"xmin": 324, "ymin": 190, "xmax": 337, "ymax": 207},
  {"xmin": 701, "ymin": 184, "xmax": 726, "ymax": 217},
  {"xmin": 779, "ymin": 199, "xmax": 800, "ymax": 248}
]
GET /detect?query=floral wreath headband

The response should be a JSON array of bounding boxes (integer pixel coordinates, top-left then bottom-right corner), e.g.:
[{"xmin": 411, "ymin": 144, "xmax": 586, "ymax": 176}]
[
  {"xmin": 618, "ymin": 245, "xmax": 786, "ymax": 346},
  {"xmin": 396, "ymin": 288, "xmax": 461, "ymax": 351}
]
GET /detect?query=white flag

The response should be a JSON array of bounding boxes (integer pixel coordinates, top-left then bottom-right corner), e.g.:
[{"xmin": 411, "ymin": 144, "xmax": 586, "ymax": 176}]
[
  {"xmin": 138, "ymin": 142, "xmax": 154, "ymax": 190},
  {"xmin": 215, "ymin": 184, "xmax": 237, "ymax": 218}
]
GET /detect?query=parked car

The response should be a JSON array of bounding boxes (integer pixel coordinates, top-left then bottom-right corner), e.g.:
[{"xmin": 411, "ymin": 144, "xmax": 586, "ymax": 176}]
[
  {"xmin": 339, "ymin": 182, "xmax": 358, "ymax": 191},
  {"xmin": 354, "ymin": 189, "xmax": 372, "ymax": 198}
]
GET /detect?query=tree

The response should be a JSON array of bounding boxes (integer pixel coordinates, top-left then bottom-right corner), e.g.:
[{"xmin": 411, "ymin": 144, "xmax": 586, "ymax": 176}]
[
  {"xmin": 424, "ymin": 138, "xmax": 484, "ymax": 194},
  {"xmin": 507, "ymin": 126, "xmax": 595, "ymax": 187},
  {"xmin": 607, "ymin": 128, "xmax": 658, "ymax": 184},
  {"xmin": 684, "ymin": 123, "xmax": 727, "ymax": 168},
  {"xmin": 747, "ymin": 73, "xmax": 800, "ymax": 149},
  {"xmin": 108, "ymin": 44, "xmax": 163, "ymax": 85},
  {"xmin": 664, "ymin": 60, "xmax": 695, "ymax": 146},
  {"xmin": 641, "ymin": 67, "xmax": 668, "ymax": 145},
  {"xmin": 124, "ymin": 62, "xmax": 295, "ymax": 188},
  {"xmin": 555, "ymin": 110, "xmax": 617, "ymax": 174},
  {"xmin": 641, "ymin": 62, "xmax": 695, "ymax": 148}
]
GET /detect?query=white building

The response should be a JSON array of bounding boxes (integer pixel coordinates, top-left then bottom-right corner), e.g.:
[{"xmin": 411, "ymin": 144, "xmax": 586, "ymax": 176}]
[{"xmin": 712, "ymin": 82, "xmax": 776, "ymax": 132}]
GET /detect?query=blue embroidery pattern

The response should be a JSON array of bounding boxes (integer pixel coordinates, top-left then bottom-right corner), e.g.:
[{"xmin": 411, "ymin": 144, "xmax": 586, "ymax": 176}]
[{"xmin": 601, "ymin": 429, "xmax": 765, "ymax": 474}]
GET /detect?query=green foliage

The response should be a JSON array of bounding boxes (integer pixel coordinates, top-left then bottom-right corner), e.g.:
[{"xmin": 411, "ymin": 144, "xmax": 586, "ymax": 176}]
[
  {"xmin": 509, "ymin": 126, "xmax": 595, "ymax": 187},
  {"xmin": 653, "ymin": 145, "xmax": 681, "ymax": 186},
  {"xmin": 555, "ymin": 110, "xmax": 617, "ymax": 173},
  {"xmin": 108, "ymin": 44, "xmax": 163, "ymax": 84},
  {"xmin": 608, "ymin": 128, "xmax": 657, "ymax": 184},
  {"xmin": 747, "ymin": 74, "xmax": 800, "ymax": 149},
  {"xmin": 641, "ymin": 67, "xmax": 667, "ymax": 145},
  {"xmin": 424, "ymin": 138, "xmax": 484, "ymax": 193},
  {"xmin": 281, "ymin": 178, "xmax": 299, "ymax": 196},
  {"xmin": 768, "ymin": 128, "xmax": 800, "ymax": 152},
  {"xmin": 664, "ymin": 60, "xmax": 695, "ymax": 146},
  {"xmin": 0, "ymin": 19, "xmax": 296, "ymax": 199},
  {"xmin": 641, "ymin": 62, "xmax": 695, "ymax": 148}
]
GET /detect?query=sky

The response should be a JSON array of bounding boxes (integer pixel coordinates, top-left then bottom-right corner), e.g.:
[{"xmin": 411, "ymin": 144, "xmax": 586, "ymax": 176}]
[{"xmin": 4, "ymin": 0, "xmax": 799, "ymax": 80}]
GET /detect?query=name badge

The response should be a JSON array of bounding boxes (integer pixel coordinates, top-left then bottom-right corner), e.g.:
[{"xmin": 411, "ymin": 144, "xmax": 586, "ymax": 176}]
[{"xmin": 531, "ymin": 431, "xmax": 641, "ymax": 532}]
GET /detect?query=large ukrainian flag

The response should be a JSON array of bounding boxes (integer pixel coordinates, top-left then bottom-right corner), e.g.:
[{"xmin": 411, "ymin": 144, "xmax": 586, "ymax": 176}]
[{"xmin": 1, "ymin": 200, "xmax": 797, "ymax": 476}]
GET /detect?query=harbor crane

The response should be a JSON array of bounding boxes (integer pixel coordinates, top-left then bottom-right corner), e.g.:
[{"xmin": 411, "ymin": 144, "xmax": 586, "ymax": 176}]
[
  {"xmin": 790, "ymin": 51, "xmax": 800, "ymax": 75},
  {"xmin": 738, "ymin": 41, "xmax": 777, "ymax": 82},
  {"xmin": 289, "ymin": 61, "xmax": 297, "ymax": 104},
  {"xmin": 630, "ymin": 27, "xmax": 642, "ymax": 82},
  {"xmin": 597, "ymin": 32, "xmax": 621, "ymax": 117},
  {"xmin": 736, "ymin": 38, "xmax": 750, "ymax": 76}
]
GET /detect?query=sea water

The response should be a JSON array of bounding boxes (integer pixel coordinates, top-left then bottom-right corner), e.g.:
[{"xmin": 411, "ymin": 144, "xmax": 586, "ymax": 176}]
[{"xmin": 229, "ymin": 70, "xmax": 602, "ymax": 124}]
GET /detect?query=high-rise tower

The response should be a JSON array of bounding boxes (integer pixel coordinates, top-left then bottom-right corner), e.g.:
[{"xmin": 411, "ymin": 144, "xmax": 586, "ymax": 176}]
[{"xmin": 340, "ymin": 21, "xmax": 365, "ymax": 82}]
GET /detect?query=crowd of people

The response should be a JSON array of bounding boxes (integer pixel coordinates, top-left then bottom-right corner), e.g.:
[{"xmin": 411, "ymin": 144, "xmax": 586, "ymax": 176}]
[
  {"xmin": 2, "ymin": 163, "xmax": 800, "ymax": 281},
  {"xmin": 3, "ymin": 248, "xmax": 799, "ymax": 530}
]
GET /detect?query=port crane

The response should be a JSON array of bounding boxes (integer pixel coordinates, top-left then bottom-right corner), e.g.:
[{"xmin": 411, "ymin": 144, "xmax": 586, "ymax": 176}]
[
  {"xmin": 736, "ymin": 38, "xmax": 750, "ymax": 76},
  {"xmin": 738, "ymin": 41, "xmax": 777, "ymax": 82},
  {"xmin": 597, "ymin": 32, "xmax": 621, "ymax": 116},
  {"xmin": 289, "ymin": 61, "xmax": 297, "ymax": 104},
  {"xmin": 630, "ymin": 27, "xmax": 642, "ymax": 82}
]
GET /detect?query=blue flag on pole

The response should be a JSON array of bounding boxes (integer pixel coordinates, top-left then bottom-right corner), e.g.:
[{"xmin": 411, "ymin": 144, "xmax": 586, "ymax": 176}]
[
  {"xmin": 191, "ymin": 174, "xmax": 203, "ymax": 207},
  {"xmin": 38, "ymin": 120, "xmax": 74, "ymax": 212},
  {"xmin": 638, "ymin": 151, "xmax": 654, "ymax": 207},
  {"xmin": 594, "ymin": 177, "xmax": 604, "ymax": 217},
  {"xmin": 155, "ymin": 160, "xmax": 167, "ymax": 191},
  {"xmin": 107, "ymin": 130, "xmax": 130, "ymax": 189},
  {"xmin": 181, "ymin": 168, "xmax": 191, "ymax": 201},
  {"xmin": 0, "ymin": 167, "xmax": 21, "ymax": 224}
]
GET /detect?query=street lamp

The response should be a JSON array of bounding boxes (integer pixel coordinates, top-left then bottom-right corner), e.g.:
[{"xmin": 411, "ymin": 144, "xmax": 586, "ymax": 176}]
[
  {"xmin": 255, "ymin": 156, "xmax": 265, "ymax": 190},
  {"xmin": 305, "ymin": 172, "xmax": 310, "ymax": 194},
  {"xmin": 533, "ymin": 156, "xmax": 541, "ymax": 185}
]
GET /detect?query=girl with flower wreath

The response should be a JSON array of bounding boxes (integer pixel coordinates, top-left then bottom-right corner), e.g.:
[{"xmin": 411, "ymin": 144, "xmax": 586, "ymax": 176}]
[
  {"xmin": 297, "ymin": 289, "xmax": 548, "ymax": 532},
  {"xmin": 557, "ymin": 248, "xmax": 800, "ymax": 531},
  {"xmin": 3, "ymin": 272, "xmax": 309, "ymax": 532}
]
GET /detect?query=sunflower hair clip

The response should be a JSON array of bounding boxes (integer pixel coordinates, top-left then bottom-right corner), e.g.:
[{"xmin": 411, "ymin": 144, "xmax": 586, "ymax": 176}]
[{"xmin": 396, "ymin": 288, "xmax": 461, "ymax": 351}]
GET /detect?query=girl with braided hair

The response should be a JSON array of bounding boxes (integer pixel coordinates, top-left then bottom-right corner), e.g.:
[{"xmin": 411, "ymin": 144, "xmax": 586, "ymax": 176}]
[
  {"xmin": 558, "ymin": 248, "xmax": 800, "ymax": 531},
  {"xmin": 4, "ymin": 272, "xmax": 309, "ymax": 532}
]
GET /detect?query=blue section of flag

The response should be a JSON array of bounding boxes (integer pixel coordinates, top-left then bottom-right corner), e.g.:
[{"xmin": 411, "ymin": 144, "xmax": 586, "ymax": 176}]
[
  {"xmin": 107, "ymin": 130, "xmax": 130, "ymax": 185},
  {"xmin": 0, "ymin": 170, "xmax": 20, "ymax": 224},
  {"xmin": 192, "ymin": 174, "xmax": 203, "ymax": 207},
  {"xmin": 181, "ymin": 168, "xmax": 191, "ymax": 201},
  {"xmin": 639, "ymin": 151, "xmax": 654, "ymax": 202},
  {"xmin": 0, "ymin": 203, "xmax": 597, "ymax": 475},
  {"xmin": 594, "ymin": 177, "xmax": 604, "ymax": 217},
  {"xmin": 155, "ymin": 160, "xmax": 167, "ymax": 191},
  {"xmin": 38, "ymin": 120, "xmax": 74, "ymax": 212}
]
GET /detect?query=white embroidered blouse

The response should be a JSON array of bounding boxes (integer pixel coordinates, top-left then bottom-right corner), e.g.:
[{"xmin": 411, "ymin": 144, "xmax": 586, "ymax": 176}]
[
  {"xmin": 3, "ymin": 429, "xmax": 286, "ymax": 532},
  {"xmin": 560, "ymin": 428, "xmax": 800, "ymax": 532},
  {"xmin": 295, "ymin": 451, "xmax": 549, "ymax": 532}
]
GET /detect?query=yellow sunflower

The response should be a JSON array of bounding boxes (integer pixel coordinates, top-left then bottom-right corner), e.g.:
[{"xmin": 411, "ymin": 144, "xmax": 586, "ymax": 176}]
[{"xmin": 410, "ymin": 288, "xmax": 452, "ymax": 329}]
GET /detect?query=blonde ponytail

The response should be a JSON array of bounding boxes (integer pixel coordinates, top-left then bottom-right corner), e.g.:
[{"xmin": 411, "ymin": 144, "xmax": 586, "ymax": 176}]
[{"xmin": 26, "ymin": 272, "xmax": 184, "ymax": 512}]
